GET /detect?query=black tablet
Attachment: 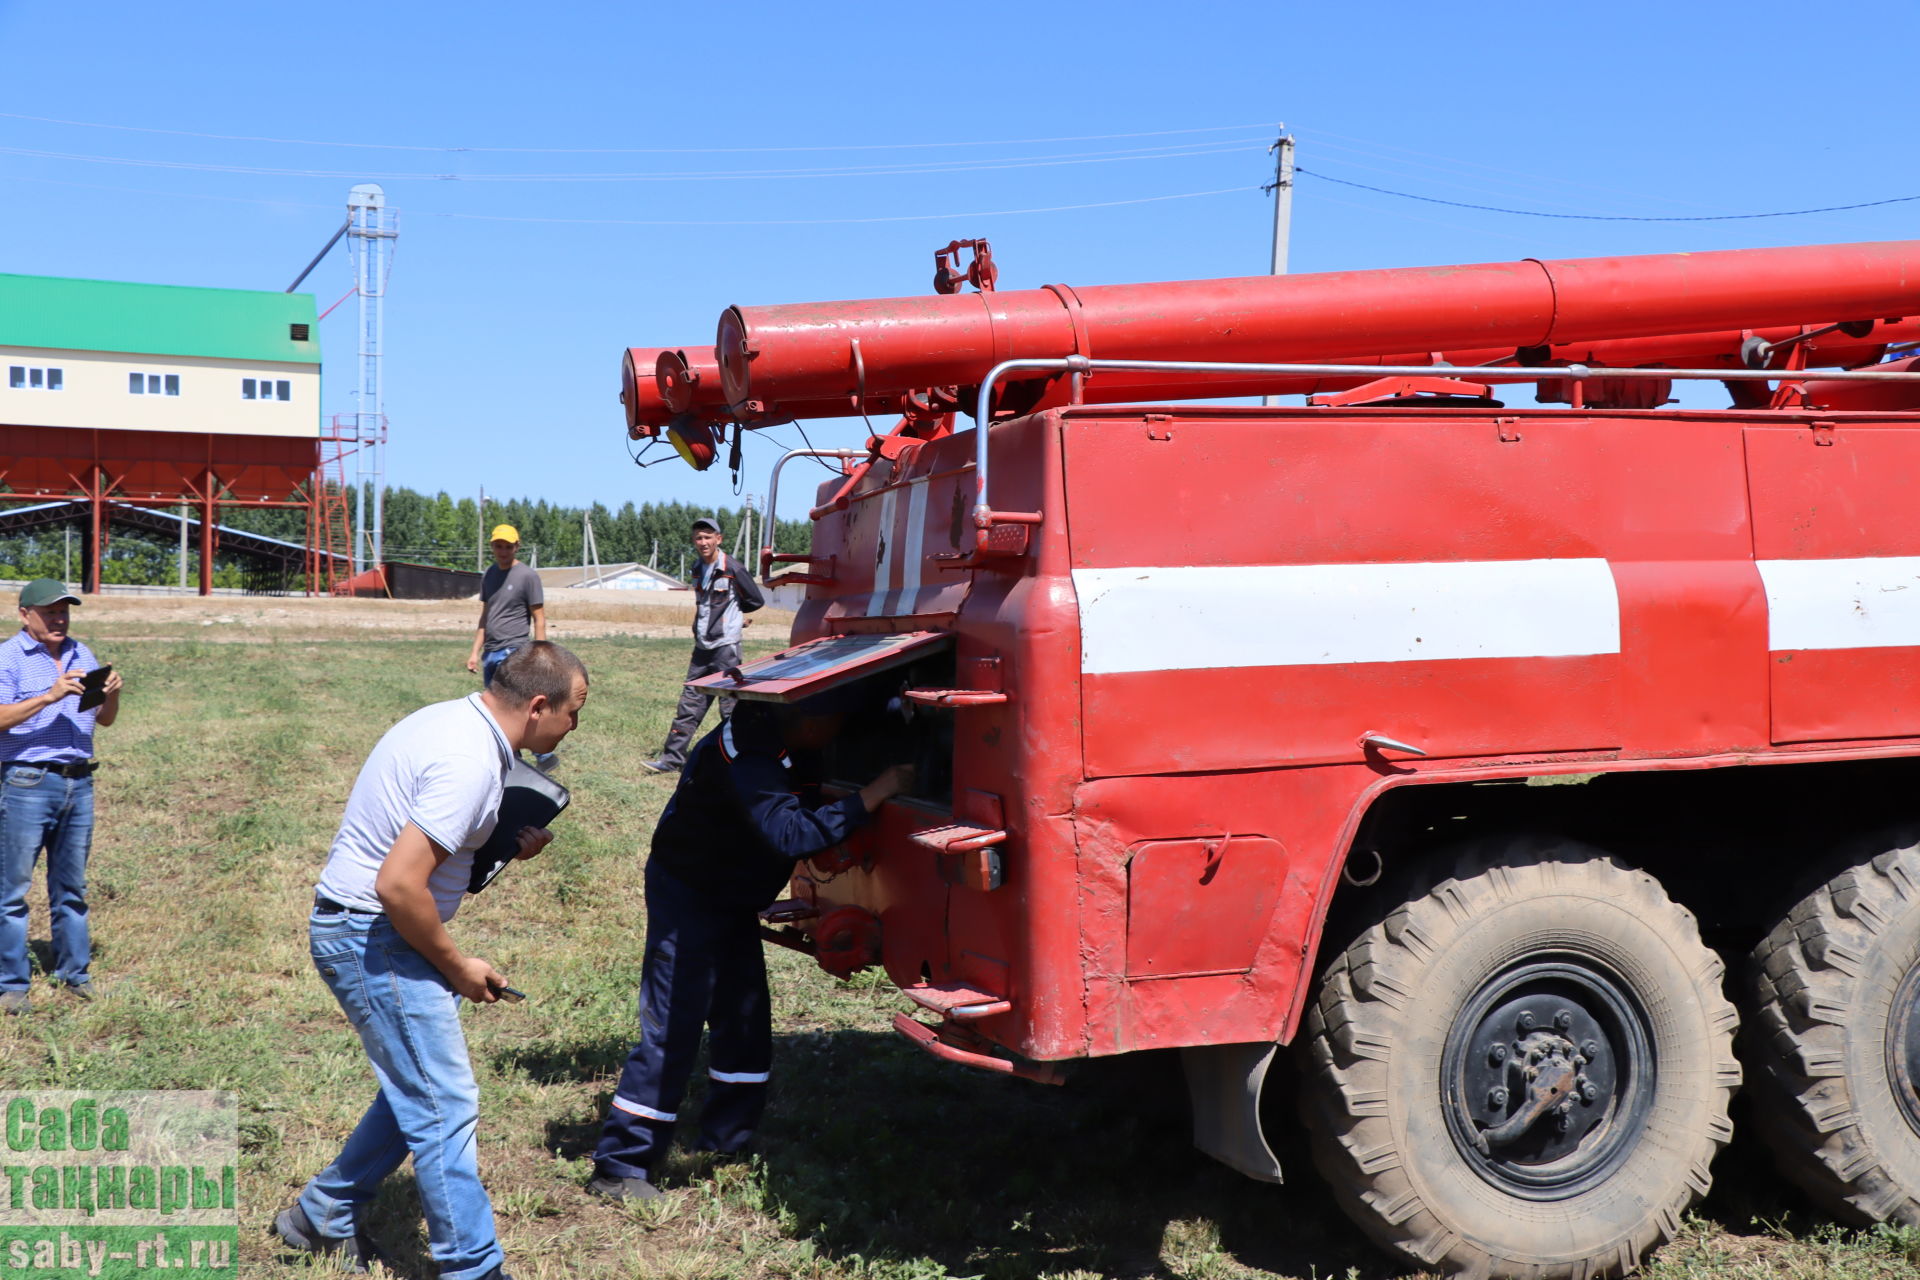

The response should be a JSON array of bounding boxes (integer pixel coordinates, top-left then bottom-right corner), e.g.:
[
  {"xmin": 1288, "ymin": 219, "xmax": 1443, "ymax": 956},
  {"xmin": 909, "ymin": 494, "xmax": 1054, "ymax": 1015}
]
[
  {"xmin": 468, "ymin": 760, "xmax": 570, "ymax": 894},
  {"xmin": 77, "ymin": 665, "xmax": 113, "ymax": 713}
]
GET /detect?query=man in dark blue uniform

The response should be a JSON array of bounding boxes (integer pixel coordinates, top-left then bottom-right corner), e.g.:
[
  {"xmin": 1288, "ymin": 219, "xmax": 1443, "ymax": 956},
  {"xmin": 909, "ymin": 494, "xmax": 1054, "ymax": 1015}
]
[{"xmin": 589, "ymin": 695, "xmax": 912, "ymax": 1201}]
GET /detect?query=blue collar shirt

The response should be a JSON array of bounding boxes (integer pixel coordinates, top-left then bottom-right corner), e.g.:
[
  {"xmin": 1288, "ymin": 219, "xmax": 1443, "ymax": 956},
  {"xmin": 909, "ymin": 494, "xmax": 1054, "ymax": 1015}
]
[{"xmin": 0, "ymin": 629, "xmax": 102, "ymax": 764}]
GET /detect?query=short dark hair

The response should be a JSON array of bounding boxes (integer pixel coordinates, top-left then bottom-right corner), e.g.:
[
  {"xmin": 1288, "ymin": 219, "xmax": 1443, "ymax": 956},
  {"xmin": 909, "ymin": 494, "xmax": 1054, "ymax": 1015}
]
[{"xmin": 492, "ymin": 641, "xmax": 588, "ymax": 708}]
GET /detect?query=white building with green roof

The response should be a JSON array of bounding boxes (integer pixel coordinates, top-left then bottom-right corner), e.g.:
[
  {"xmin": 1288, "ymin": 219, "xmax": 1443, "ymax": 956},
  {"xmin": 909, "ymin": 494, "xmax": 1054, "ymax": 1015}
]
[{"xmin": 0, "ymin": 273, "xmax": 320, "ymax": 438}]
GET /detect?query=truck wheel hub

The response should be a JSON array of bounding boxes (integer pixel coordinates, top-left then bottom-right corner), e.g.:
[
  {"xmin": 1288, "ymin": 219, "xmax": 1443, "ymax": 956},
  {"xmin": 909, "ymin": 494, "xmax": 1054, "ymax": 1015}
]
[{"xmin": 1442, "ymin": 958, "xmax": 1655, "ymax": 1200}]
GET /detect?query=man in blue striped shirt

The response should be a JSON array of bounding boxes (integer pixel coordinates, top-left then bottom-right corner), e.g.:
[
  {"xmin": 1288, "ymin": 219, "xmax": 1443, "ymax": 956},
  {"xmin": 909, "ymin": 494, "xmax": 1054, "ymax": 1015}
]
[{"xmin": 0, "ymin": 578, "xmax": 122, "ymax": 1013}]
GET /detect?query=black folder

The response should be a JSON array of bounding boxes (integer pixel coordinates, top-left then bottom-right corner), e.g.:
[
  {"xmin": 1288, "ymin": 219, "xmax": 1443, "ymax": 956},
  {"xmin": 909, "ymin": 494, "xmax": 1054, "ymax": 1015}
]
[
  {"xmin": 468, "ymin": 761, "xmax": 570, "ymax": 893},
  {"xmin": 77, "ymin": 665, "xmax": 113, "ymax": 712}
]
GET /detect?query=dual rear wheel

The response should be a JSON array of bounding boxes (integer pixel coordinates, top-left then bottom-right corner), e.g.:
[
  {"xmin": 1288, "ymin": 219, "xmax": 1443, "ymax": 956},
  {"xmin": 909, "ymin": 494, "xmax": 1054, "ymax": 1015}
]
[{"xmin": 1297, "ymin": 831, "xmax": 1920, "ymax": 1277}]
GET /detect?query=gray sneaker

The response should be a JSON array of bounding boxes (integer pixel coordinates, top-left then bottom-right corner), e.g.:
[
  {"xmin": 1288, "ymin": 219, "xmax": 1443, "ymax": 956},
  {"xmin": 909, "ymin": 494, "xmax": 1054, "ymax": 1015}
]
[
  {"xmin": 587, "ymin": 1174, "xmax": 662, "ymax": 1201},
  {"xmin": 61, "ymin": 980, "xmax": 95, "ymax": 1002},
  {"xmin": 637, "ymin": 759, "xmax": 679, "ymax": 776},
  {"xmin": 0, "ymin": 991, "xmax": 28, "ymax": 1016}
]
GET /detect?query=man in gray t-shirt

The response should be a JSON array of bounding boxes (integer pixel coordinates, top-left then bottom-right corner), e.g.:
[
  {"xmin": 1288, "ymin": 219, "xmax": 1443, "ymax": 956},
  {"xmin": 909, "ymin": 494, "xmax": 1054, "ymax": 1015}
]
[{"xmin": 466, "ymin": 524, "xmax": 546, "ymax": 689}]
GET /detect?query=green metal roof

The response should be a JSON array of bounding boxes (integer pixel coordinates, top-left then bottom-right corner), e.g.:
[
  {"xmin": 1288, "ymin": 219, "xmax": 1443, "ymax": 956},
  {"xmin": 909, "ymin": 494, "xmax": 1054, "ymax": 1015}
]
[{"xmin": 0, "ymin": 273, "xmax": 321, "ymax": 365}]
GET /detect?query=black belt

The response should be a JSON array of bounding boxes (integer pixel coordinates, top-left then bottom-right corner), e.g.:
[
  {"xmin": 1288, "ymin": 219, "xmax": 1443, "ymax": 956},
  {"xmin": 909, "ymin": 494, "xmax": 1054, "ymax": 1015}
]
[
  {"xmin": 2, "ymin": 760, "xmax": 97, "ymax": 779},
  {"xmin": 314, "ymin": 894, "xmax": 383, "ymax": 916}
]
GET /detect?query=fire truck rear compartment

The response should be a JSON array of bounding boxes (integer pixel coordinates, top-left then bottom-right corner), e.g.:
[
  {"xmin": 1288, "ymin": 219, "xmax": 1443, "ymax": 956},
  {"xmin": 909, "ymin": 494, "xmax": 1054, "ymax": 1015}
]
[{"xmin": 810, "ymin": 650, "xmax": 958, "ymax": 809}]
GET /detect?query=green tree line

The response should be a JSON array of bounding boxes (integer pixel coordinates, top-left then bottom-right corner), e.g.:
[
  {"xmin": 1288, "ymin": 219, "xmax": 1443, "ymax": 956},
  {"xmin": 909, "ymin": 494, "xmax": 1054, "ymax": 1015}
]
[
  {"xmin": 0, "ymin": 485, "xmax": 812, "ymax": 589},
  {"xmin": 340, "ymin": 486, "xmax": 813, "ymax": 574}
]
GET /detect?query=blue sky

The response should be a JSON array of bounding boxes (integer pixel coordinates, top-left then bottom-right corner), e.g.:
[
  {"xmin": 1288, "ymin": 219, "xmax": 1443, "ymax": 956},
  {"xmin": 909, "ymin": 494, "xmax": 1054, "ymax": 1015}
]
[{"xmin": 3, "ymin": 1, "xmax": 1918, "ymax": 514}]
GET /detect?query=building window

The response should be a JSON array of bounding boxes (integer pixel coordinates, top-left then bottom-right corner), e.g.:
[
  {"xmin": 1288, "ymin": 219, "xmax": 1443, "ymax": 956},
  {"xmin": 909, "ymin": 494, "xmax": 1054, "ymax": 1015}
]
[
  {"xmin": 8, "ymin": 365, "xmax": 62, "ymax": 391},
  {"xmin": 242, "ymin": 376, "xmax": 292, "ymax": 402},
  {"xmin": 129, "ymin": 372, "xmax": 180, "ymax": 396}
]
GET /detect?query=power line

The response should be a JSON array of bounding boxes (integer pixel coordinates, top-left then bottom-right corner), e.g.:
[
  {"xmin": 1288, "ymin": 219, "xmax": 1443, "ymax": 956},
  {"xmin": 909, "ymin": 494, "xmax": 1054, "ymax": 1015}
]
[
  {"xmin": 0, "ymin": 168, "xmax": 1259, "ymax": 226},
  {"xmin": 0, "ymin": 111, "xmax": 1281, "ymax": 155},
  {"xmin": 421, "ymin": 186, "xmax": 1262, "ymax": 226},
  {"xmin": 1308, "ymin": 188, "xmax": 1544, "ymax": 248},
  {"xmin": 1295, "ymin": 167, "xmax": 1920, "ymax": 222},
  {"xmin": 1298, "ymin": 127, "xmax": 1719, "ymax": 212},
  {"xmin": 1297, "ymin": 150, "xmax": 1652, "ymax": 216},
  {"xmin": 0, "ymin": 138, "xmax": 1264, "ymax": 183}
]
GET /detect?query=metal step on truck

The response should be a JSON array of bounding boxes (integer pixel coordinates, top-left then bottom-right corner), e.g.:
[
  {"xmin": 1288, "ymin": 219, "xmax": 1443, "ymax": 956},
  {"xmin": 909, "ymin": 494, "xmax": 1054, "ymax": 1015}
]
[{"xmin": 619, "ymin": 237, "xmax": 1920, "ymax": 1278}]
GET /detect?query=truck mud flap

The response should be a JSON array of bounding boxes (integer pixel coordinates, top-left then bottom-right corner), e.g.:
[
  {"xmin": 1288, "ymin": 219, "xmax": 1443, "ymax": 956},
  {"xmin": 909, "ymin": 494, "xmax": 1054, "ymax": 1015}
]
[{"xmin": 1181, "ymin": 1041, "xmax": 1285, "ymax": 1183}]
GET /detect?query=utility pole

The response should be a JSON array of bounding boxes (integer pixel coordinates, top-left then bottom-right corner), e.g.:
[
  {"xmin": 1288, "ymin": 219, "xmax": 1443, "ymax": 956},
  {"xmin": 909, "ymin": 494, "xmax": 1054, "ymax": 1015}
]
[
  {"xmin": 736, "ymin": 495, "xmax": 756, "ymax": 563},
  {"xmin": 1263, "ymin": 126, "xmax": 1295, "ymax": 407},
  {"xmin": 477, "ymin": 486, "xmax": 487, "ymax": 572},
  {"xmin": 582, "ymin": 511, "xmax": 604, "ymax": 585}
]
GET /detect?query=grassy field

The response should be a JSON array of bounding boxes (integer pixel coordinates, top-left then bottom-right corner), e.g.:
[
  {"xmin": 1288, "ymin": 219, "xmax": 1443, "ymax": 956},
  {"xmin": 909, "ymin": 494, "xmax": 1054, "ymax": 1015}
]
[{"xmin": 6, "ymin": 605, "xmax": 1920, "ymax": 1279}]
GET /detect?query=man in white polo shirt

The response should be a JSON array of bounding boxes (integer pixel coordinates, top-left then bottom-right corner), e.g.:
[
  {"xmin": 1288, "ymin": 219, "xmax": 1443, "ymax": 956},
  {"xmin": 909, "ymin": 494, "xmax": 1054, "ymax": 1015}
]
[{"xmin": 274, "ymin": 641, "xmax": 589, "ymax": 1280}]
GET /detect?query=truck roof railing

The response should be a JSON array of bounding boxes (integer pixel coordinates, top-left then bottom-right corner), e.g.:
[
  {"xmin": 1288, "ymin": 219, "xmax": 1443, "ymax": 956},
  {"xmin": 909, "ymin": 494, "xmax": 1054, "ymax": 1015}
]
[
  {"xmin": 757, "ymin": 356, "xmax": 1920, "ymax": 569},
  {"xmin": 969, "ymin": 355, "xmax": 1920, "ymax": 554}
]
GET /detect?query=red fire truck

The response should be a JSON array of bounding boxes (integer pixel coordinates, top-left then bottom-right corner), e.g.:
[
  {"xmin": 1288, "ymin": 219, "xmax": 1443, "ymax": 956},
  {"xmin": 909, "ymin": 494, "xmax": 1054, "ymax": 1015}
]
[{"xmin": 622, "ymin": 238, "xmax": 1920, "ymax": 1278}]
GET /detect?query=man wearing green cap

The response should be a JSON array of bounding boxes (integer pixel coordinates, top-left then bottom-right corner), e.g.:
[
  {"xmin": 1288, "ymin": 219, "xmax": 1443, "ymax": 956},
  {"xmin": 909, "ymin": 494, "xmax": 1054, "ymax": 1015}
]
[{"xmin": 0, "ymin": 579, "xmax": 122, "ymax": 1013}]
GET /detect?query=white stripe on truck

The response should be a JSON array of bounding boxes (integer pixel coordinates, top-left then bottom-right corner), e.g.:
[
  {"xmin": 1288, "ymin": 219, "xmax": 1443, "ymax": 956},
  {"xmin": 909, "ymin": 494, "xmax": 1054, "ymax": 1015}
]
[
  {"xmin": 1758, "ymin": 556, "xmax": 1920, "ymax": 651},
  {"xmin": 1072, "ymin": 559, "xmax": 1622, "ymax": 674}
]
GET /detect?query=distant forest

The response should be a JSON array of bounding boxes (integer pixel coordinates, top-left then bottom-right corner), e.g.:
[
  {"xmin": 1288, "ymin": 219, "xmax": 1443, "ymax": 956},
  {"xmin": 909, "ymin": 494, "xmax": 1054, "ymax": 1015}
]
[{"xmin": 0, "ymin": 484, "xmax": 814, "ymax": 589}]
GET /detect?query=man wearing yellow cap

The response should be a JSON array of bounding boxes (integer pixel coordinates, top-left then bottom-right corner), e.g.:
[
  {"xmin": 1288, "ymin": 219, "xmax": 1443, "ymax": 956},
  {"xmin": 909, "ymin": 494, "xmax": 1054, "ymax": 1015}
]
[{"xmin": 467, "ymin": 526, "xmax": 551, "ymax": 766}]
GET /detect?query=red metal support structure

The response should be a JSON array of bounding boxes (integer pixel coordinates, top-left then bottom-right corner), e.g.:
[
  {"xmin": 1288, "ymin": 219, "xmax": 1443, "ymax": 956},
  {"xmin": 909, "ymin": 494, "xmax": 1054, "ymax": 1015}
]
[
  {"xmin": 0, "ymin": 425, "xmax": 319, "ymax": 596},
  {"xmin": 198, "ymin": 466, "xmax": 215, "ymax": 596},
  {"xmin": 85, "ymin": 464, "xmax": 103, "ymax": 595},
  {"xmin": 305, "ymin": 420, "xmax": 356, "ymax": 594}
]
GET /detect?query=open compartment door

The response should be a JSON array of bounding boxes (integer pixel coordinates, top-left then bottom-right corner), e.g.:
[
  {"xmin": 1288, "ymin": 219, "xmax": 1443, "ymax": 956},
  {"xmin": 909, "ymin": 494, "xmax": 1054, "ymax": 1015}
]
[{"xmin": 687, "ymin": 631, "xmax": 952, "ymax": 703}]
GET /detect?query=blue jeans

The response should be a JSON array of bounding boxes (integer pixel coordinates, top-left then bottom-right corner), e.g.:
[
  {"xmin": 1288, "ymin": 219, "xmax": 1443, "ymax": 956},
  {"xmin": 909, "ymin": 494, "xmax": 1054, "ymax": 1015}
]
[
  {"xmin": 480, "ymin": 647, "xmax": 517, "ymax": 689},
  {"xmin": 298, "ymin": 910, "xmax": 503, "ymax": 1280},
  {"xmin": 0, "ymin": 766, "xmax": 95, "ymax": 992}
]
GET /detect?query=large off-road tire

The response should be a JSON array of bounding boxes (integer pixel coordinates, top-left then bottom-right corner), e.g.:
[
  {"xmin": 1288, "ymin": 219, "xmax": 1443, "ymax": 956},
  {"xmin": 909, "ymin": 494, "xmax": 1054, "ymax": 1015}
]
[
  {"xmin": 1749, "ymin": 830, "xmax": 1920, "ymax": 1224},
  {"xmin": 1298, "ymin": 837, "xmax": 1741, "ymax": 1279}
]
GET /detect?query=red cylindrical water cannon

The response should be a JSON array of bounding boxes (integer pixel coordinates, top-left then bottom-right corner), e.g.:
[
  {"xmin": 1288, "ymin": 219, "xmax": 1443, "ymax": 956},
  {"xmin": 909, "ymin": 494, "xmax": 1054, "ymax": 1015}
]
[
  {"xmin": 715, "ymin": 240, "xmax": 1920, "ymax": 412},
  {"xmin": 651, "ymin": 347, "xmax": 913, "ymax": 432},
  {"xmin": 621, "ymin": 346, "xmax": 679, "ymax": 437},
  {"xmin": 656, "ymin": 347, "xmax": 718, "ymax": 415}
]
